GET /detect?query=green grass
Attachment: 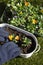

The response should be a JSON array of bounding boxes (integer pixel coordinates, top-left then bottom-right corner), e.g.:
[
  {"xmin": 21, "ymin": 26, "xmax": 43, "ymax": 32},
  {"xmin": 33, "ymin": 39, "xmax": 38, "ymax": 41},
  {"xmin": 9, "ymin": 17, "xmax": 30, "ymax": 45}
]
[{"xmin": 3, "ymin": 37, "xmax": 43, "ymax": 65}]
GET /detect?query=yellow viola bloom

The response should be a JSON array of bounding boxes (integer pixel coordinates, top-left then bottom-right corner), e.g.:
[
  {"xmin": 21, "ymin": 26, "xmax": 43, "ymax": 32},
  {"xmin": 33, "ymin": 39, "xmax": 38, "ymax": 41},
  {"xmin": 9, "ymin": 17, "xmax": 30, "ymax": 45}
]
[
  {"xmin": 15, "ymin": 36, "xmax": 20, "ymax": 41},
  {"xmin": 25, "ymin": 1, "xmax": 30, "ymax": 6},
  {"xmin": 32, "ymin": 19, "xmax": 37, "ymax": 24},
  {"xmin": 8, "ymin": 35, "xmax": 14, "ymax": 41},
  {"xmin": 20, "ymin": 11, "xmax": 23, "ymax": 15}
]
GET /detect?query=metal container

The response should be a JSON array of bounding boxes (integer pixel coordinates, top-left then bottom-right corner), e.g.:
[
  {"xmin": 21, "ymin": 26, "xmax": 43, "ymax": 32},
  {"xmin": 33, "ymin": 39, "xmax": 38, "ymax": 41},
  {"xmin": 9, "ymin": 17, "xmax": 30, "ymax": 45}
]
[{"xmin": 0, "ymin": 23, "xmax": 40, "ymax": 58}]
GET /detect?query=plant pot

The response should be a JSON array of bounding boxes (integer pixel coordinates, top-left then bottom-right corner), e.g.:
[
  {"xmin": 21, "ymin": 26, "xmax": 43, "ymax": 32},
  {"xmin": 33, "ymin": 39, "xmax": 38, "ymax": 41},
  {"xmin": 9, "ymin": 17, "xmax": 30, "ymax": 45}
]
[{"xmin": 0, "ymin": 23, "xmax": 40, "ymax": 58}]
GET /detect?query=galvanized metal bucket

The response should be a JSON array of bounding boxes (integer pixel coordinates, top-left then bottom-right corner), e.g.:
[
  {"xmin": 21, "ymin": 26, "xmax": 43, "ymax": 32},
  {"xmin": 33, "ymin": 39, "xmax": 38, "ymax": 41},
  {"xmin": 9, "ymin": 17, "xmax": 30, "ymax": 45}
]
[{"xmin": 0, "ymin": 23, "xmax": 40, "ymax": 58}]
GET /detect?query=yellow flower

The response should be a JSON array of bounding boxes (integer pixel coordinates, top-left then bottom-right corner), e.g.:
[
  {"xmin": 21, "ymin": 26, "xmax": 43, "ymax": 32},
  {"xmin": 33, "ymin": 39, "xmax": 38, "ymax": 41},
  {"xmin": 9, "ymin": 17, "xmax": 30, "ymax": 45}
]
[
  {"xmin": 32, "ymin": 19, "xmax": 37, "ymax": 24},
  {"xmin": 25, "ymin": 1, "xmax": 30, "ymax": 6},
  {"xmin": 20, "ymin": 11, "xmax": 23, "ymax": 14},
  {"xmin": 15, "ymin": 36, "xmax": 20, "ymax": 41},
  {"xmin": 8, "ymin": 35, "xmax": 14, "ymax": 41},
  {"xmin": 40, "ymin": 9, "xmax": 43, "ymax": 13}
]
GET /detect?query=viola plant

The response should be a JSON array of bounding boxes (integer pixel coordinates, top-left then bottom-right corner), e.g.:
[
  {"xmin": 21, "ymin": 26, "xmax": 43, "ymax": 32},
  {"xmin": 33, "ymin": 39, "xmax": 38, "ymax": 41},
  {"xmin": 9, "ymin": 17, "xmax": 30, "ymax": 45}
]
[{"xmin": 2, "ymin": 0, "xmax": 43, "ymax": 36}]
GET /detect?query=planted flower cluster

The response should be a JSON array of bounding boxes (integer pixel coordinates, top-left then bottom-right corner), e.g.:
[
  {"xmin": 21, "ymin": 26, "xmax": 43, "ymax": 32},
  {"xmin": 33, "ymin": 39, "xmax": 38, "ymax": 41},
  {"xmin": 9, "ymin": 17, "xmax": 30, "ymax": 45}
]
[{"xmin": 1, "ymin": 0, "xmax": 43, "ymax": 36}]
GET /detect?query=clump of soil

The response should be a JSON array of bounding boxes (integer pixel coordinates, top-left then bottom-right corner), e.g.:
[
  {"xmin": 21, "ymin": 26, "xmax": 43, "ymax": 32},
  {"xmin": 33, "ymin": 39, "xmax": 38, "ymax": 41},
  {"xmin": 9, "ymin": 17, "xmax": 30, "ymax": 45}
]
[{"xmin": 21, "ymin": 44, "xmax": 32, "ymax": 54}]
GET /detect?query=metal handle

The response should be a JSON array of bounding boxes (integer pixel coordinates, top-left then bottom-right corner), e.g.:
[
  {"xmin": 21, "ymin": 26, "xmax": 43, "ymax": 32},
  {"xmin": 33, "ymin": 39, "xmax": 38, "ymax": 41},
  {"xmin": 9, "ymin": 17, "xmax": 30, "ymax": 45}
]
[{"xmin": 35, "ymin": 44, "xmax": 41, "ymax": 53}]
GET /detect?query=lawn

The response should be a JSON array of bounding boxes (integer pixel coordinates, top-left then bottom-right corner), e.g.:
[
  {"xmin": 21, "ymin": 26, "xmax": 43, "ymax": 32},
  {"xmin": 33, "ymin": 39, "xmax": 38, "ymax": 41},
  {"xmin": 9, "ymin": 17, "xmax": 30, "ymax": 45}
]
[{"xmin": 3, "ymin": 37, "xmax": 43, "ymax": 65}]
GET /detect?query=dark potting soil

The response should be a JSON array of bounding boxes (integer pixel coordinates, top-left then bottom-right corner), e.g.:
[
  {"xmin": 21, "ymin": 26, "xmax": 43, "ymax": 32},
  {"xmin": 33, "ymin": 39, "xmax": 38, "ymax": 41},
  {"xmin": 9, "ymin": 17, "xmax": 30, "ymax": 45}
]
[{"xmin": 17, "ymin": 41, "xmax": 36, "ymax": 54}]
